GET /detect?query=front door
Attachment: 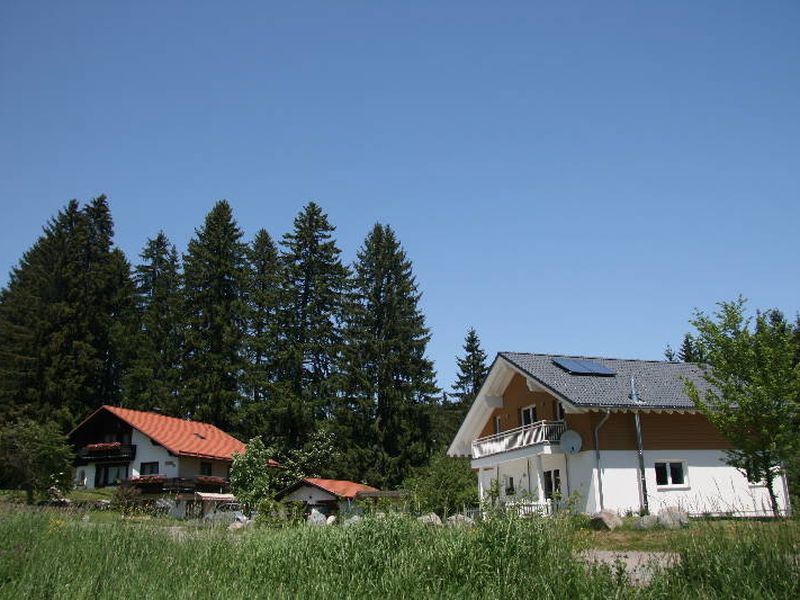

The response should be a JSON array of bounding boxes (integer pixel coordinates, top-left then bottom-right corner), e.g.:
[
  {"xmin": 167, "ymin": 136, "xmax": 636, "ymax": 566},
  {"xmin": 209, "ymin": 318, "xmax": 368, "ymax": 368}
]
[{"xmin": 95, "ymin": 463, "xmax": 128, "ymax": 487}]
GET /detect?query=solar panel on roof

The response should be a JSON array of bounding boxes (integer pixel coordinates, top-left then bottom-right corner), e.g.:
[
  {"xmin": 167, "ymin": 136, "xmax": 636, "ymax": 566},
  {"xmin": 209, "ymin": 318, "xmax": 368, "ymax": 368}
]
[{"xmin": 552, "ymin": 357, "xmax": 616, "ymax": 376}]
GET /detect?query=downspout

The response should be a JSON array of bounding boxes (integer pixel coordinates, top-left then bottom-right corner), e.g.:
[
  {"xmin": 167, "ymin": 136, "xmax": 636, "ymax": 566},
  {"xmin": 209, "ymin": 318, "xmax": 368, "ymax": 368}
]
[
  {"xmin": 631, "ymin": 377, "xmax": 649, "ymax": 515},
  {"xmin": 593, "ymin": 411, "xmax": 611, "ymax": 511}
]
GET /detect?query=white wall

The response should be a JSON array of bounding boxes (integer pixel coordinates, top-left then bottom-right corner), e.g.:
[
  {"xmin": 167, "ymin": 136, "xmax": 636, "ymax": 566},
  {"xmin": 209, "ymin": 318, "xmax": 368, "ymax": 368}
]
[
  {"xmin": 284, "ymin": 485, "xmax": 338, "ymax": 505},
  {"xmin": 131, "ymin": 429, "xmax": 178, "ymax": 479},
  {"xmin": 479, "ymin": 449, "xmax": 789, "ymax": 517},
  {"xmin": 178, "ymin": 457, "xmax": 230, "ymax": 478}
]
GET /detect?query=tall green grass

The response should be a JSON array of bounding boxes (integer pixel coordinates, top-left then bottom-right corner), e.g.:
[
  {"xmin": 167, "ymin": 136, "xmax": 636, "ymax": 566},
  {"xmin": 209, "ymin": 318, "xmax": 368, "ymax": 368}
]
[{"xmin": 0, "ymin": 509, "xmax": 797, "ymax": 599}]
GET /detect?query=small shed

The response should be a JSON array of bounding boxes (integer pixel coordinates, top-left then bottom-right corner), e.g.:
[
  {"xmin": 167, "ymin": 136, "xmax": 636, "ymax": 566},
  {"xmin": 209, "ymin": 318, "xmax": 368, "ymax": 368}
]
[
  {"xmin": 171, "ymin": 491, "xmax": 236, "ymax": 519},
  {"xmin": 277, "ymin": 478, "xmax": 378, "ymax": 515}
]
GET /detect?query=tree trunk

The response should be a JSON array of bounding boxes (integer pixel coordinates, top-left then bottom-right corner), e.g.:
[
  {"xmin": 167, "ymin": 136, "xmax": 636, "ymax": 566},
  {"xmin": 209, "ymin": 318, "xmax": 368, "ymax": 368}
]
[
  {"xmin": 765, "ymin": 472, "xmax": 781, "ymax": 517},
  {"xmin": 24, "ymin": 484, "xmax": 34, "ymax": 505}
]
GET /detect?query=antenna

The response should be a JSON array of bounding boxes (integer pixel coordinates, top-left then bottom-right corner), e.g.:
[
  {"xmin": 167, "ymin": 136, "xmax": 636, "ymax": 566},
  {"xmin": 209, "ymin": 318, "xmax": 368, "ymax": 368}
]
[{"xmin": 560, "ymin": 430, "xmax": 582, "ymax": 454}]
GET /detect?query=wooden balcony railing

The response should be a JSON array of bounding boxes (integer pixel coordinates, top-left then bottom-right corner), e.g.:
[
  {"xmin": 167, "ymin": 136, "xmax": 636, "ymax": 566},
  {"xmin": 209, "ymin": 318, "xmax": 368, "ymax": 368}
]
[
  {"xmin": 76, "ymin": 443, "xmax": 136, "ymax": 463},
  {"xmin": 472, "ymin": 420, "xmax": 566, "ymax": 459}
]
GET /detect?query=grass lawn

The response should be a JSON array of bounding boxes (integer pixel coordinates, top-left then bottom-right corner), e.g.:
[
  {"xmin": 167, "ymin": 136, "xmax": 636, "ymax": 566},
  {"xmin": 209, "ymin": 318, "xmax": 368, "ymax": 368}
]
[{"xmin": 1, "ymin": 506, "xmax": 798, "ymax": 599}]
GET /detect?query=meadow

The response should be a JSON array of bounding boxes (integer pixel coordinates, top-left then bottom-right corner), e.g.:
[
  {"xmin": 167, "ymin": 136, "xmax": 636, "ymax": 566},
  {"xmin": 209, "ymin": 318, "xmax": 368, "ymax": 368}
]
[{"xmin": 0, "ymin": 507, "xmax": 798, "ymax": 599}]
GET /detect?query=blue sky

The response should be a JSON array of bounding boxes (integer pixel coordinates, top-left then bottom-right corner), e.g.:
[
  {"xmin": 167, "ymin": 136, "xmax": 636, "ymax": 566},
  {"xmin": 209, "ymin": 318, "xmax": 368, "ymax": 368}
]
[{"xmin": 1, "ymin": 1, "xmax": 799, "ymax": 388}]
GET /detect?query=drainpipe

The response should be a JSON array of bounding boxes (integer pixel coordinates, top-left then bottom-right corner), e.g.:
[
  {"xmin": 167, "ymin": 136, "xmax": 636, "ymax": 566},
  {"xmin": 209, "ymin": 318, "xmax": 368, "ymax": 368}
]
[
  {"xmin": 631, "ymin": 377, "xmax": 649, "ymax": 515},
  {"xmin": 593, "ymin": 411, "xmax": 611, "ymax": 511}
]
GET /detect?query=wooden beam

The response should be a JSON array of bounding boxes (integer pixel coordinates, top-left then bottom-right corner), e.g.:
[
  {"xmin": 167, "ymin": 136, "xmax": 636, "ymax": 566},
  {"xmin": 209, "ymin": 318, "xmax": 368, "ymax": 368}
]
[{"xmin": 484, "ymin": 395, "xmax": 503, "ymax": 408}]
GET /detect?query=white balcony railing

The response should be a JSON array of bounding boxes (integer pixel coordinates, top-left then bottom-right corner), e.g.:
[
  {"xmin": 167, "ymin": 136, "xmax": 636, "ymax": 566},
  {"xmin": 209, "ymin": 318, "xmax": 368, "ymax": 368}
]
[{"xmin": 472, "ymin": 420, "xmax": 566, "ymax": 459}]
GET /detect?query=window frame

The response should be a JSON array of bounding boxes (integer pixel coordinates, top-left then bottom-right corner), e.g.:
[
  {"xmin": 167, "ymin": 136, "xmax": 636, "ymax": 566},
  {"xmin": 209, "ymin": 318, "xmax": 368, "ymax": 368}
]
[
  {"xmin": 140, "ymin": 461, "xmax": 159, "ymax": 476},
  {"xmin": 199, "ymin": 461, "xmax": 213, "ymax": 476},
  {"xmin": 654, "ymin": 460, "xmax": 689, "ymax": 489},
  {"xmin": 520, "ymin": 405, "xmax": 537, "ymax": 428},
  {"xmin": 494, "ymin": 415, "xmax": 502, "ymax": 435}
]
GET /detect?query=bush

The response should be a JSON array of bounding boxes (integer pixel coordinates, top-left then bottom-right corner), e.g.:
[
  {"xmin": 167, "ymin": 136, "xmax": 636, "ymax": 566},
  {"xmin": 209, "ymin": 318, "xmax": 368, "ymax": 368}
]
[{"xmin": 111, "ymin": 485, "xmax": 141, "ymax": 514}]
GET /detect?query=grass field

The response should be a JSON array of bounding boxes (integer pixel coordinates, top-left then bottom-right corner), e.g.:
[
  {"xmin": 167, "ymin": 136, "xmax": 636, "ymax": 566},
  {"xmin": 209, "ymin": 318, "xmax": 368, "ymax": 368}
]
[{"xmin": 0, "ymin": 506, "xmax": 798, "ymax": 599}]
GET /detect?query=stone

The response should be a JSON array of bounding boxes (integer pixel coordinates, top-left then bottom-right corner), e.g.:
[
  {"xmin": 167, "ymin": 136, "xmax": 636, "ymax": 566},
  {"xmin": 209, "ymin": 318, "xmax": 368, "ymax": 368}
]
[
  {"xmin": 634, "ymin": 514, "xmax": 659, "ymax": 530},
  {"xmin": 326, "ymin": 515, "xmax": 337, "ymax": 526},
  {"xmin": 417, "ymin": 512, "xmax": 443, "ymax": 526},
  {"xmin": 228, "ymin": 520, "xmax": 245, "ymax": 530},
  {"xmin": 343, "ymin": 515, "xmax": 362, "ymax": 528},
  {"xmin": 589, "ymin": 510, "xmax": 623, "ymax": 531},
  {"xmin": 307, "ymin": 508, "xmax": 327, "ymax": 526},
  {"xmin": 446, "ymin": 514, "xmax": 475, "ymax": 527},
  {"xmin": 657, "ymin": 507, "xmax": 689, "ymax": 529}
]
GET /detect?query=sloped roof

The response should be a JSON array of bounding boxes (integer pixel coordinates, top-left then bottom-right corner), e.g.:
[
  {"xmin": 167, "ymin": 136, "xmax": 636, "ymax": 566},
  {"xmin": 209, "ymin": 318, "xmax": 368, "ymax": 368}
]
[
  {"xmin": 283, "ymin": 478, "xmax": 379, "ymax": 500},
  {"xmin": 500, "ymin": 352, "xmax": 712, "ymax": 410},
  {"xmin": 73, "ymin": 405, "xmax": 247, "ymax": 461}
]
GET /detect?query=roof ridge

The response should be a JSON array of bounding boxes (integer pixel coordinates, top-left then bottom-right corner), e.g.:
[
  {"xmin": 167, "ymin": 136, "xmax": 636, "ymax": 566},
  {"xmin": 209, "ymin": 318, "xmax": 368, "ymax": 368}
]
[
  {"xmin": 104, "ymin": 405, "xmax": 227, "ymax": 432},
  {"xmin": 499, "ymin": 351, "xmax": 698, "ymax": 366}
]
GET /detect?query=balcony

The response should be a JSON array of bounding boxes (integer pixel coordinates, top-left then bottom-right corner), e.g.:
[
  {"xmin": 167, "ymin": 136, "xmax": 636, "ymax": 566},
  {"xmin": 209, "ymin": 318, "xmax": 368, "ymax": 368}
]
[
  {"xmin": 472, "ymin": 420, "xmax": 566, "ymax": 459},
  {"xmin": 76, "ymin": 443, "xmax": 137, "ymax": 464}
]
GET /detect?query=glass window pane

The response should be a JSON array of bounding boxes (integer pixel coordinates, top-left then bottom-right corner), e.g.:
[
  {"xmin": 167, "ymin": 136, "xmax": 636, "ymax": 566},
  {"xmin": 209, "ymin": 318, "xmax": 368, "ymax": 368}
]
[
  {"xmin": 670, "ymin": 463, "xmax": 684, "ymax": 485},
  {"xmin": 655, "ymin": 463, "xmax": 668, "ymax": 485}
]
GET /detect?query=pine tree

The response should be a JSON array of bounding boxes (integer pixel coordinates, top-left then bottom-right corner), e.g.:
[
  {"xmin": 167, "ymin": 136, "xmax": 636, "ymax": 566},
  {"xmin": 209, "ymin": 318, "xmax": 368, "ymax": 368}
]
[
  {"xmin": 237, "ymin": 229, "xmax": 281, "ymax": 439},
  {"xmin": 0, "ymin": 197, "xmax": 136, "ymax": 428},
  {"xmin": 181, "ymin": 201, "xmax": 248, "ymax": 430},
  {"xmin": 125, "ymin": 232, "xmax": 183, "ymax": 413},
  {"xmin": 452, "ymin": 328, "xmax": 489, "ymax": 409},
  {"xmin": 336, "ymin": 224, "xmax": 438, "ymax": 487},
  {"xmin": 273, "ymin": 202, "xmax": 349, "ymax": 446}
]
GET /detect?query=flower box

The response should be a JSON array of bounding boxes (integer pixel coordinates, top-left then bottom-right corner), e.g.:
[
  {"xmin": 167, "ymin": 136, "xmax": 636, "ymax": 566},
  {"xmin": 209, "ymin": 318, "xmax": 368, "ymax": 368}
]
[
  {"xmin": 133, "ymin": 475, "xmax": 165, "ymax": 484},
  {"xmin": 196, "ymin": 475, "xmax": 225, "ymax": 486},
  {"xmin": 84, "ymin": 442, "xmax": 122, "ymax": 452}
]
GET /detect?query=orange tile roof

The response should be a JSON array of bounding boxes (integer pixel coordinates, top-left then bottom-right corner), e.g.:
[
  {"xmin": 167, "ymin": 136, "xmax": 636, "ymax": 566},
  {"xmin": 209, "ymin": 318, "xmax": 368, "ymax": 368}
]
[
  {"xmin": 303, "ymin": 478, "xmax": 378, "ymax": 499},
  {"xmin": 99, "ymin": 405, "xmax": 246, "ymax": 461}
]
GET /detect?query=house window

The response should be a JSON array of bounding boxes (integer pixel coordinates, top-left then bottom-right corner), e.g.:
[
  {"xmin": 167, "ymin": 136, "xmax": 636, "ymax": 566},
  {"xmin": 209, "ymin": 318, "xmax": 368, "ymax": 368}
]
[
  {"xmin": 504, "ymin": 475, "xmax": 515, "ymax": 496},
  {"xmin": 494, "ymin": 416, "xmax": 502, "ymax": 435},
  {"xmin": 655, "ymin": 461, "xmax": 687, "ymax": 487},
  {"xmin": 556, "ymin": 402, "xmax": 566, "ymax": 421},
  {"xmin": 200, "ymin": 462, "xmax": 213, "ymax": 476},
  {"xmin": 140, "ymin": 462, "xmax": 159, "ymax": 476},
  {"xmin": 543, "ymin": 469, "xmax": 561, "ymax": 501},
  {"xmin": 95, "ymin": 464, "xmax": 128, "ymax": 487},
  {"xmin": 521, "ymin": 405, "xmax": 537, "ymax": 427}
]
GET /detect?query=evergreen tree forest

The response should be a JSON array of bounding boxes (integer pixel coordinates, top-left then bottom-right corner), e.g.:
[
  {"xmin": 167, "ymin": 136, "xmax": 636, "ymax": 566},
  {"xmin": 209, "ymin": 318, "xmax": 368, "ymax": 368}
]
[{"xmin": 0, "ymin": 197, "xmax": 485, "ymax": 488}]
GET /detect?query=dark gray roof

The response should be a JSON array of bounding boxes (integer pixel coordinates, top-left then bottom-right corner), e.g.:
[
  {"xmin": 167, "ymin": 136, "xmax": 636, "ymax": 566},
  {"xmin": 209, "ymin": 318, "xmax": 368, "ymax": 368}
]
[{"xmin": 499, "ymin": 352, "xmax": 712, "ymax": 410}]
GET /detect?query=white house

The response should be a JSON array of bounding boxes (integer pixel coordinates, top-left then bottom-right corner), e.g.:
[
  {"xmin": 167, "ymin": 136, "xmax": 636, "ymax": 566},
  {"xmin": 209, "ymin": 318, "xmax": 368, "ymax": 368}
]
[
  {"xmin": 69, "ymin": 405, "xmax": 250, "ymax": 492},
  {"xmin": 448, "ymin": 352, "xmax": 791, "ymax": 517},
  {"xmin": 277, "ymin": 478, "xmax": 378, "ymax": 515}
]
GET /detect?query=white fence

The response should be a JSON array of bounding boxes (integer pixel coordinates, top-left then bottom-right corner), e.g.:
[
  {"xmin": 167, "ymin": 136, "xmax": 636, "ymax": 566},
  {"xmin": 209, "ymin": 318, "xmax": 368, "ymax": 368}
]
[{"xmin": 472, "ymin": 420, "xmax": 566, "ymax": 459}]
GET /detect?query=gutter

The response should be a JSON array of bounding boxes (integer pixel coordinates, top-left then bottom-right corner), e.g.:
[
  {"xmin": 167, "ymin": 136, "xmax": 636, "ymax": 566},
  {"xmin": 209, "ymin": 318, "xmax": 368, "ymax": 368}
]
[
  {"xmin": 593, "ymin": 411, "xmax": 611, "ymax": 511},
  {"xmin": 630, "ymin": 377, "xmax": 650, "ymax": 515}
]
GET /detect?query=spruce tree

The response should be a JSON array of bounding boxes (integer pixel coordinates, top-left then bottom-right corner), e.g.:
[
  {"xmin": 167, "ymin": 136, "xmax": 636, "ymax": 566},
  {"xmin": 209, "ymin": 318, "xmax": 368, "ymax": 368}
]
[
  {"xmin": 678, "ymin": 333, "xmax": 705, "ymax": 362},
  {"xmin": 181, "ymin": 201, "xmax": 248, "ymax": 430},
  {"xmin": 452, "ymin": 328, "xmax": 489, "ymax": 409},
  {"xmin": 273, "ymin": 202, "xmax": 349, "ymax": 446},
  {"xmin": 336, "ymin": 224, "xmax": 438, "ymax": 487},
  {"xmin": 0, "ymin": 197, "xmax": 136, "ymax": 428},
  {"xmin": 125, "ymin": 232, "xmax": 184, "ymax": 413},
  {"xmin": 238, "ymin": 229, "xmax": 281, "ymax": 439}
]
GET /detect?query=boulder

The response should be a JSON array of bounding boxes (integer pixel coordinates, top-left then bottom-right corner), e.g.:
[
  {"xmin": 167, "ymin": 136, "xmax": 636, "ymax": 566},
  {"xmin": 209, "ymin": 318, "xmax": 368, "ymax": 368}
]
[
  {"xmin": 326, "ymin": 515, "xmax": 337, "ymax": 526},
  {"xmin": 228, "ymin": 520, "xmax": 245, "ymax": 530},
  {"xmin": 307, "ymin": 508, "xmax": 327, "ymax": 526},
  {"xmin": 658, "ymin": 507, "xmax": 688, "ymax": 529},
  {"xmin": 417, "ymin": 512, "xmax": 442, "ymax": 526},
  {"xmin": 343, "ymin": 515, "xmax": 362, "ymax": 528},
  {"xmin": 446, "ymin": 514, "xmax": 475, "ymax": 528},
  {"xmin": 589, "ymin": 510, "xmax": 623, "ymax": 531},
  {"xmin": 634, "ymin": 514, "xmax": 659, "ymax": 530}
]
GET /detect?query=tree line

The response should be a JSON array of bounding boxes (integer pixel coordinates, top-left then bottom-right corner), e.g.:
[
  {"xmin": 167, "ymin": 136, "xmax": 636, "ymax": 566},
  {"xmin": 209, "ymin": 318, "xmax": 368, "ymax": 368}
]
[{"xmin": 0, "ymin": 196, "xmax": 489, "ymax": 490}]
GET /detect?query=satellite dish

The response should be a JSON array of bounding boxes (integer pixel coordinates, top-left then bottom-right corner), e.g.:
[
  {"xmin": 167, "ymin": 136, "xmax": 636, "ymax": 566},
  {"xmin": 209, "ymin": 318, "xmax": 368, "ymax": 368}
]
[{"xmin": 560, "ymin": 430, "xmax": 582, "ymax": 454}]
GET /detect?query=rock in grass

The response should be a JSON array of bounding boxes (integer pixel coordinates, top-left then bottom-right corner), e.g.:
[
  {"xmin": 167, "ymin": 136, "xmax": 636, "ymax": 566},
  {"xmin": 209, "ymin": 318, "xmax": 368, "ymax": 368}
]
[
  {"xmin": 418, "ymin": 513, "xmax": 442, "ymax": 526},
  {"xmin": 343, "ymin": 515, "xmax": 362, "ymax": 528},
  {"xmin": 634, "ymin": 514, "xmax": 659, "ymax": 530},
  {"xmin": 657, "ymin": 507, "xmax": 688, "ymax": 529},
  {"xmin": 446, "ymin": 514, "xmax": 475, "ymax": 527},
  {"xmin": 228, "ymin": 520, "xmax": 245, "ymax": 530},
  {"xmin": 307, "ymin": 508, "xmax": 327, "ymax": 526},
  {"xmin": 326, "ymin": 515, "xmax": 337, "ymax": 526},
  {"xmin": 589, "ymin": 510, "xmax": 623, "ymax": 531}
]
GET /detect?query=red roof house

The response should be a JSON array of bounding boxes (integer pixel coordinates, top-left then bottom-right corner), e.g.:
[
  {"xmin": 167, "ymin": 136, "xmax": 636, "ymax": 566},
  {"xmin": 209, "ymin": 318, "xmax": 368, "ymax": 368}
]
[{"xmin": 69, "ymin": 405, "xmax": 274, "ymax": 490}]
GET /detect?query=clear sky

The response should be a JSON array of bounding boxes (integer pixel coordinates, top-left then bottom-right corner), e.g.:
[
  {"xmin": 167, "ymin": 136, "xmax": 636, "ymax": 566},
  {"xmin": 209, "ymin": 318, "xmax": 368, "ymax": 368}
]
[{"xmin": 1, "ymin": 1, "xmax": 799, "ymax": 389}]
